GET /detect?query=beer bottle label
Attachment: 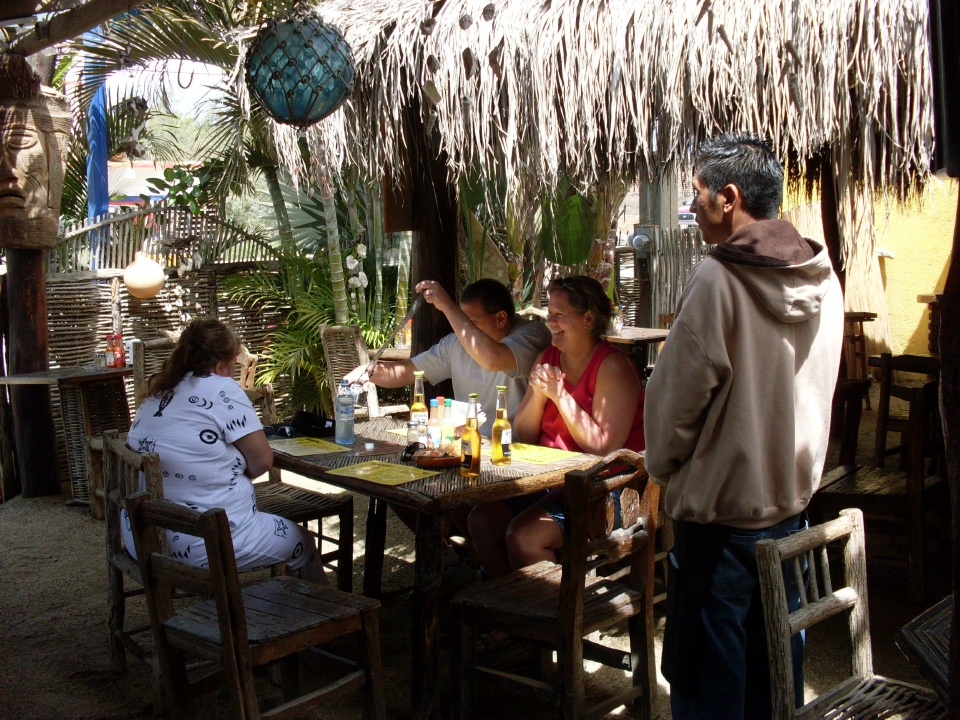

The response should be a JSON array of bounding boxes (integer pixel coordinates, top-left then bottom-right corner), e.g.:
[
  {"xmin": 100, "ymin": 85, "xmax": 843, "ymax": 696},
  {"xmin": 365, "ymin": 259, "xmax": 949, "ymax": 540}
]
[{"xmin": 461, "ymin": 439, "xmax": 473, "ymax": 468}]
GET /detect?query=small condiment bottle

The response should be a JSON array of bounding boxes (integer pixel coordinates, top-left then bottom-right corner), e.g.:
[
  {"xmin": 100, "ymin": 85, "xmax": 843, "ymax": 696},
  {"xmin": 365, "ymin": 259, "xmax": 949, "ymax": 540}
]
[{"xmin": 105, "ymin": 333, "xmax": 116, "ymax": 368}]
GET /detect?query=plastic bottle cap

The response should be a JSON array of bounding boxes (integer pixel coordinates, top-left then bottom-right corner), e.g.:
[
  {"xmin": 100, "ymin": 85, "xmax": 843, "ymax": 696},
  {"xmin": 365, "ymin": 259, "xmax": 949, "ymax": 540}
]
[{"xmin": 364, "ymin": 442, "xmax": 375, "ymax": 450}]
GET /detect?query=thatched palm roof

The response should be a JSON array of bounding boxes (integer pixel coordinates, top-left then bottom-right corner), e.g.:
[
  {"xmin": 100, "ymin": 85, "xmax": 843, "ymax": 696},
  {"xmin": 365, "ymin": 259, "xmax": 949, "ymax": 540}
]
[{"xmin": 266, "ymin": 0, "xmax": 932, "ymax": 203}]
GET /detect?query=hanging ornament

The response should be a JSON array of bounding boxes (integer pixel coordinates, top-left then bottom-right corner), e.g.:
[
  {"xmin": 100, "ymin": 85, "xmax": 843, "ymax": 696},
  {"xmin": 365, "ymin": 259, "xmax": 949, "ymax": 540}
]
[
  {"xmin": 244, "ymin": 5, "xmax": 356, "ymax": 127},
  {"xmin": 123, "ymin": 252, "xmax": 166, "ymax": 299}
]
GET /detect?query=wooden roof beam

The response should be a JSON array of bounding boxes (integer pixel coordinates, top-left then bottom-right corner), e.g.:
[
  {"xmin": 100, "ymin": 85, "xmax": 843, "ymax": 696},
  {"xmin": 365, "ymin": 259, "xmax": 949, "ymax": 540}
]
[{"xmin": 7, "ymin": 0, "xmax": 150, "ymax": 57}]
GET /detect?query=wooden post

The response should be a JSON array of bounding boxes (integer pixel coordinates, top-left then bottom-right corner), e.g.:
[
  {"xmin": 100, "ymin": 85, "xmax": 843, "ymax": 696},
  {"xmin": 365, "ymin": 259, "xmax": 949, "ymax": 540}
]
[
  {"xmin": 820, "ymin": 155, "xmax": 846, "ymax": 291},
  {"xmin": 6, "ymin": 249, "xmax": 59, "ymax": 496},
  {"xmin": 405, "ymin": 102, "xmax": 457, "ymax": 399},
  {"xmin": 0, "ymin": 274, "xmax": 18, "ymax": 500},
  {"xmin": 945, "ymin": 183, "xmax": 960, "ymax": 718}
]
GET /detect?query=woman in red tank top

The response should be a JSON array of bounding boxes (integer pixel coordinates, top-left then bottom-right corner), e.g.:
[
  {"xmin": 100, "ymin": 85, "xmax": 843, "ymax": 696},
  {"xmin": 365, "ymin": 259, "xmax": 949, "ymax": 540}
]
[{"xmin": 468, "ymin": 276, "xmax": 645, "ymax": 579}]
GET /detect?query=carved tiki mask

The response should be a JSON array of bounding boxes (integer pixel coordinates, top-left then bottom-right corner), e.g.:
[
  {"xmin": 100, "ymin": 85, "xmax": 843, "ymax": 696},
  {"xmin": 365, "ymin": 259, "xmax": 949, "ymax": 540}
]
[{"xmin": 0, "ymin": 88, "xmax": 71, "ymax": 250}]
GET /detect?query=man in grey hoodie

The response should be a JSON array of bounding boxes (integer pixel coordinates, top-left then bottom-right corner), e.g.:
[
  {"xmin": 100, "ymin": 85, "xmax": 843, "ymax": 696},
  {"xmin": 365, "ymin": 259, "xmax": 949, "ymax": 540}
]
[{"xmin": 644, "ymin": 133, "xmax": 844, "ymax": 719}]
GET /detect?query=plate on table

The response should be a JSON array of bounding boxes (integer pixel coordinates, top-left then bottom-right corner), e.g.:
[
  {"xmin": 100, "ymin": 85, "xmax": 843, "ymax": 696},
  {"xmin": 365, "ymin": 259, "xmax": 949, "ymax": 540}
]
[{"xmin": 413, "ymin": 451, "xmax": 461, "ymax": 469}]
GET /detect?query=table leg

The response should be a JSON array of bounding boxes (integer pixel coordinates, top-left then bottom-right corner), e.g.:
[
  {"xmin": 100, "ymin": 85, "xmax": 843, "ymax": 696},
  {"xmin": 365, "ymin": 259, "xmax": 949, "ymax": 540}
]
[
  {"xmin": 412, "ymin": 513, "xmax": 442, "ymax": 720},
  {"xmin": 363, "ymin": 497, "xmax": 388, "ymax": 598}
]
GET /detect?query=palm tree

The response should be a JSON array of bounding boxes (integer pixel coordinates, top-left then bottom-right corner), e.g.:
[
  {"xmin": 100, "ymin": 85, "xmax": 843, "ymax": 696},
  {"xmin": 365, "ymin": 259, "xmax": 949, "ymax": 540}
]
[{"xmin": 63, "ymin": 0, "xmax": 296, "ymax": 237}]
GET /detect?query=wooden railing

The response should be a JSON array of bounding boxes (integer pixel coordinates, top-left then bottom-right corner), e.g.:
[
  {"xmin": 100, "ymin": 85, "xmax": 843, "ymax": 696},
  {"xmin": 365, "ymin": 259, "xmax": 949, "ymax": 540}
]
[{"xmin": 50, "ymin": 205, "xmax": 277, "ymax": 273}]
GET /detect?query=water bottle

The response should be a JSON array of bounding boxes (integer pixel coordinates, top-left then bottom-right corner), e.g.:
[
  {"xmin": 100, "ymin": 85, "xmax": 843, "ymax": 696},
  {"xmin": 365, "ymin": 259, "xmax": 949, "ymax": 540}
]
[{"xmin": 335, "ymin": 380, "xmax": 355, "ymax": 445}]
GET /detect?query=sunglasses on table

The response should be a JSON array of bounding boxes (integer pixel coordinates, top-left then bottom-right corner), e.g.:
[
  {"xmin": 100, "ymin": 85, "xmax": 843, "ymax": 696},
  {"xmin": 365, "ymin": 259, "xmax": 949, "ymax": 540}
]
[
  {"xmin": 401, "ymin": 442, "xmax": 426, "ymax": 461},
  {"xmin": 264, "ymin": 424, "xmax": 298, "ymax": 439}
]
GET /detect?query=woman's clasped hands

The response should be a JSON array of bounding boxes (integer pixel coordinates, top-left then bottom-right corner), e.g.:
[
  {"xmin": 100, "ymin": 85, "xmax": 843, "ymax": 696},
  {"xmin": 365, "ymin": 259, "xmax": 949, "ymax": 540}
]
[{"xmin": 529, "ymin": 362, "xmax": 565, "ymax": 400}]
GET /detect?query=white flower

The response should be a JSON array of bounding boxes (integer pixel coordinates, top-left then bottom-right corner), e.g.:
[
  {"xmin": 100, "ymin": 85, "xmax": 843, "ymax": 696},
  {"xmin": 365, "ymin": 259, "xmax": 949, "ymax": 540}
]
[
  {"xmin": 348, "ymin": 276, "xmax": 361, "ymax": 288},
  {"xmin": 358, "ymin": 271, "xmax": 368, "ymax": 288},
  {"xmin": 355, "ymin": 243, "xmax": 367, "ymax": 259},
  {"xmin": 345, "ymin": 255, "xmax": 359, "ymax": 271}
]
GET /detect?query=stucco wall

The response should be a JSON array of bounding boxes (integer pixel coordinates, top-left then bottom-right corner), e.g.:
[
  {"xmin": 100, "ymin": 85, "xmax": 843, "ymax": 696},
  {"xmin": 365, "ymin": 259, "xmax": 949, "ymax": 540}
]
[{"xmin": 876, "ymin": 177, "xmax": 955, "ymax": 355}]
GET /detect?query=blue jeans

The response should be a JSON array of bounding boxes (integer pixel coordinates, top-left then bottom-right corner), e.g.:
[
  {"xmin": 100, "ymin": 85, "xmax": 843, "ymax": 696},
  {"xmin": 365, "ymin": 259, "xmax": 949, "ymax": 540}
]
[{"xmin": 663, "ymin": 513, "xmax": 807, "ymax": 720}]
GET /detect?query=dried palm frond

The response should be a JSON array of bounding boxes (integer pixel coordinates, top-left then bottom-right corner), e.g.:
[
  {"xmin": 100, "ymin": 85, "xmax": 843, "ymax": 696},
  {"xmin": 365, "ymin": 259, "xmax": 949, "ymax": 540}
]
[{"xmin": 252, "ymin": 0, "xmax": 931, "ymax": 265}]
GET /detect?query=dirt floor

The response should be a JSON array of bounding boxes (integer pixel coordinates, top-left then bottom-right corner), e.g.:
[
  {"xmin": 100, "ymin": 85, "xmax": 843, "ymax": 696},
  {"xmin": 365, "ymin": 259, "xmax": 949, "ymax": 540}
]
[{"xmin": 0, "ymin": 383, "xmax": 951, "ymax": 719}]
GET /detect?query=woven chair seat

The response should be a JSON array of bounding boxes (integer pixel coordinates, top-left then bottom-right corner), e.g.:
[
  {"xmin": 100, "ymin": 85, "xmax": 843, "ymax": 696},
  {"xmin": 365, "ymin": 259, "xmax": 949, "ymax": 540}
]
[
  {"xmin": 454, "ymin": 560, "xmax": 645, "ymax": 640},
  {"xmin": 253, "ymin": 482, "xmax": 350, "ymax": 522},
  {"xmin": 799, "ymin": 675, "xmax": 946, "ymax": 720}
]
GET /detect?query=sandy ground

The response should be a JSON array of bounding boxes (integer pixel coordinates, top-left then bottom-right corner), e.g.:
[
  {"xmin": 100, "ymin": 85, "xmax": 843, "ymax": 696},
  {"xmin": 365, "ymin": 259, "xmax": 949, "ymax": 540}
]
[{"xmin": 0, "ymin": 385, "xmax": 950, "ymax": 719}]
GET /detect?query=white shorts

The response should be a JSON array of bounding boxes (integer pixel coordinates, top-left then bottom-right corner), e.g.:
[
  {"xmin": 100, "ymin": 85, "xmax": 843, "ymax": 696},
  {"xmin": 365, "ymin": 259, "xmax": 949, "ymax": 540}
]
[{"xmin": 121, "ymin": 505, "xmax": 325, "ymax": 584}]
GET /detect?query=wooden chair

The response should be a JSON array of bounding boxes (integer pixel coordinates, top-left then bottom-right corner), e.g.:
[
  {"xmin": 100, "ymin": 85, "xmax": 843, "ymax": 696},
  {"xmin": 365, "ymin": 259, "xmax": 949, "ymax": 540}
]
[
  {"xmin": 813, "ymin": 369, "xmax": 947, "ymax": 603},
  {"xmin": 104, "ymin": 429, "xmax": 164, "ymax": 674},
  {"xmin": 755, "ymin": 508, "xmax": 947, "ymax": 719},
  {"xmin": 873, "ymin": 353, "xmax": 942, "ymax": 471},
  {"xmin": 319, "ymin": 324, "xmax": 409, "ymax": 419},
  {"xmin": 126, "ymin": 492, "xmax": 386, "ymax": 720},
  {"xmin": 130, "ymin": 337, "xmax": 355, "ymax": 592},
  {"xmin": 451, "ymin": 450, "xmax": 659, "ymax": 720},
  {"xmin": 842, "ymin": 311, "xmax": 876, "ymax": 408}
]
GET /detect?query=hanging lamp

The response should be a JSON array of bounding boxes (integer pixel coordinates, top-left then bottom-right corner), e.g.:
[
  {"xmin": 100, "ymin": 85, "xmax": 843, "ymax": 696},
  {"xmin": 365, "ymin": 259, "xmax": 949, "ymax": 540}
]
[
  {"xmin": 244, "ymin": 4, "xmax": 356, "ymax": 127},
  {"xmin": 123, "ymin": 251, "xmax": 166, "ymax": 299}
]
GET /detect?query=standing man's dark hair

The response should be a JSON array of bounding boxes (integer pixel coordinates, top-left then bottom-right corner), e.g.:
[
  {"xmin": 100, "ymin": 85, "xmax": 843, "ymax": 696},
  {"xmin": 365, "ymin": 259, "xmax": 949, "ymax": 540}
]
[
  {"xmin": 646, "ymin": 131, "xmax": 844, "ymax": 719},
  {"xmin": 694, "ymin": 132, "xmax": 784, "ymax": 220}
]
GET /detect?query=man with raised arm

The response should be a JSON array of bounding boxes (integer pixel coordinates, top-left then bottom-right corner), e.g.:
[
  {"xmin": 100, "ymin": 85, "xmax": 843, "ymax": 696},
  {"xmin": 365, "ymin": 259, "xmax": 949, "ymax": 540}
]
[
  {"xmin": 346, "ymin": 277, "xmax": 551, "ymax": 437},
  {"xmin": 644, "ymin": 132, "xmax": 844, "ymax": 720}
]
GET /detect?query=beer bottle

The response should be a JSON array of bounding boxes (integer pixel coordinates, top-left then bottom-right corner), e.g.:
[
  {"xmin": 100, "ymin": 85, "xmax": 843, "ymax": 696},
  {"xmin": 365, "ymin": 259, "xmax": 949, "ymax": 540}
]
[
  {"xmin": 491, "ymin": 385, "xmax": 512, "ymax": 465},
  {"xmin": 410, "ymin": 370, "xmax": 428, "ymax": 426},
  {"xmin": 460, "ymin": 393, "xmax": 481, "ymax": 477}
]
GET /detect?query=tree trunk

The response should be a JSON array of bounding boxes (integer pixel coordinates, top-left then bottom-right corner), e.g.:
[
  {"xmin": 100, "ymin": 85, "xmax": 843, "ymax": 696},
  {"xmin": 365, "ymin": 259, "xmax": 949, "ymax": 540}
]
[
  {"xmin": 364, "ymin": 180, "xmax": 386, "ymax": 328},
  {"xmin": 262, "ymin": 163, "xmax": 293, "ymax": 245},
  {"xmin": 319, "ymin": 170, "xmax": 350, "ymax": 325}
]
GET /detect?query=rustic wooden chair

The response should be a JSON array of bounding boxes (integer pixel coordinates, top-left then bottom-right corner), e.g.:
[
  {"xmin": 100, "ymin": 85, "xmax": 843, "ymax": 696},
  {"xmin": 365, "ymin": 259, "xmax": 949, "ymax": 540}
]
[
  {"xmin": 319, "ymin": 324, "xmax": 409, "ymax": 419},
  {"xmin": 126, "ymin": 492, "xmax": 386, "ymax": 720},
  {"xmin": 755, "ymin": 508, "xmax": 947, "ymax": 719},
  {"xmin": 841, "ymin": 311, "xmax": 875, "ymax": 408},
  {"xmin": 873, "ymin": 353, "xmax": 942, "ymax": 471},
  {"xmin": 104, "ymin": 429, "xmax": 164, "ymax": 674},
  {"xmin": 451, "ymin": 449, "xmax": 659, "ymax": 720},
  {"xmin": 814, "ymin": 361, "xmax": 947, "ymax": 602},
  {"xmin": 130, "ymin": 337, "xmax": 355, "ymax": 592}
]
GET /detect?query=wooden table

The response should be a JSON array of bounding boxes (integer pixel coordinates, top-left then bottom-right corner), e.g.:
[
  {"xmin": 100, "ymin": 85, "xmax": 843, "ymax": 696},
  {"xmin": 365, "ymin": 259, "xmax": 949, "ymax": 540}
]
[
  {"xmin": 603, "ymin": 326, "xmax": 670, "ymax": 376},
  {"xmin": 897, "ymin": 593, "xmax": 952, "ymax": 708},
  {"xmin": 602, "ymin": 325, "xmax": 669, "ymax": 348},
  {"xmin": 0, "ymin": 365, "xmax": 132, "ymax": 506},
  {"xmin": 843, "ymin": 311, "xmax": 877, "ymax": 384},
  {"xmin": 272, "ymin": 418, "xmax": 598, "ymax": 719}
]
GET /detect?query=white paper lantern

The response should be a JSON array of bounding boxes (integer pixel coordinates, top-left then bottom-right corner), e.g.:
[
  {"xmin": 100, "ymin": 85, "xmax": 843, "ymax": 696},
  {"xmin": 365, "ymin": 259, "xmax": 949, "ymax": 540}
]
[{"xmin": 123, "ymin": 251, "xmax": 166, "ymax": 299}]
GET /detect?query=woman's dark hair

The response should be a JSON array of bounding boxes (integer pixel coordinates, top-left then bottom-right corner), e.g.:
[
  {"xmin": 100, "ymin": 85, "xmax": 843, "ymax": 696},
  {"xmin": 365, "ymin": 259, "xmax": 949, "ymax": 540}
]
[
  {"xmin": 547, "ymin": 275, "xmax": 613, "ymax": 339},
  {"xmin": 147, "ymin": 318, "xmax": 242, "ymax": 396}
]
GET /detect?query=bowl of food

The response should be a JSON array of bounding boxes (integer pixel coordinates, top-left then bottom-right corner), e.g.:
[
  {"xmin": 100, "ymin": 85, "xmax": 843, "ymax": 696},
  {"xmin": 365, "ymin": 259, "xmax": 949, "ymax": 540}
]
[{"xmin": 412, "ymin": 448, "xmax": 461, "ymax": 469}]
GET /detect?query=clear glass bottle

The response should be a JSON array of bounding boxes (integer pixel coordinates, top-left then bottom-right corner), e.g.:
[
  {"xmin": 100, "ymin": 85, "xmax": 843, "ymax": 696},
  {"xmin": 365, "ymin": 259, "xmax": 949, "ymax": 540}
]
[
  {"xmin": 491, "ymin": 385, "xmax": 512, "ymax": 465},
  {"xmin": 410, "ymin": 370, "xmax": 428, "ymax": 426},
  {"xmin": 460, "ymin": 393, "xmax": 481, "ymax": 477},
  {"xmin": 406, "ymin": 419, "xmax": 419, "ymax": 445},
  {"xmin": 335, "ymin": 380, "xmax": 356, "ymax": 445},
  {"xmin": 426, "ymin": 398, "xmax": 441, "ymax": 448},
  {"xmin": 442, "ymin": 397, "xmax": 455, "ymax": 446}
]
